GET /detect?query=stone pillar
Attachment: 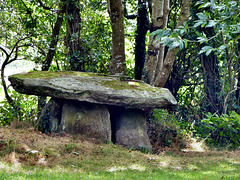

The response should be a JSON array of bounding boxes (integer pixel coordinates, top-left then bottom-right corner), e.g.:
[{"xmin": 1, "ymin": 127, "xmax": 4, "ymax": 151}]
[
  {"xmin": 110, "ymin": 106, "xmax": 152, "ymax": 151},
  {"xmin": 36, "ymin": 98, "xmax": 63, "ymax": 133},
  {"xmin": 61, "ymin": 101, "xmax": 111, "ymax": 143}
]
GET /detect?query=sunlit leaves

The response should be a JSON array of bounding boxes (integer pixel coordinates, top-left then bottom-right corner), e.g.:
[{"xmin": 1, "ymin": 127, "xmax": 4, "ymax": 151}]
[
  {"xmin": 193, "ymin": 0, "xmax": 240, "ymax": 58},
  {"xmin": 218, "ymin": 45, "xmax": 227, "ymax": 51},
  {"xmin": 150, "ymin": 25, "xmax": 187, "ymax": 50},
  {"xmin": 231, "ymin": 24, "xmax": 240, "ymax": 34},
  {"xmin": 196, "ymin": 36, "xmax": 207, "ymax": 43},
  {"xmin": 196, "ymin": 12, "xmax": 207, "ymax": 20},
  {"xmin": 150, "ymin": 28, "xmax": 171, "ymax": 38},
  {"xmin": 206, "ymin": 20, "xmax": 219, "ymax": 27},
  {"xmin": 198, "ymin": 46, "xmax": 213, "ymax": 56}
]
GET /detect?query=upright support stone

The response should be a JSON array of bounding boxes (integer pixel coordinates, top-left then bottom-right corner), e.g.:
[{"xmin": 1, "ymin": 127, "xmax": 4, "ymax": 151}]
[
  {"xmin": 110, "ymin": 106, "xmax": 152, "ymax": 151},
  {"xmin": 36, "ymin": 98, "xmax": 63, "ymax": 133},
  {"xmin": 61, "ymin": 101, "xmax": 111, "ymax": 143}
]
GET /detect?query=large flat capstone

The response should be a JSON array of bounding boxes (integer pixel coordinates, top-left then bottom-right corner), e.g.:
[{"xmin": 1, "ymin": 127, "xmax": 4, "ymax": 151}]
[
  {"xmin": 8, "ymin": 71, "xmax": 177, "ymax": 108},
  {"xmin": 9, "ymin": 71, "xmax": 178, "ymax": 150}
]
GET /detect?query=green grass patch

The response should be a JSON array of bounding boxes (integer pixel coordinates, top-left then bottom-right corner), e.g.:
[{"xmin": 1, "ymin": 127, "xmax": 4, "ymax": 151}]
[
  {"xmin": 0, "ymin": 127, "xmax": 240, "ymax": 179},
  {"xmin": 0, "ymin": 161, "xmax": 240, "ymax": 180}
]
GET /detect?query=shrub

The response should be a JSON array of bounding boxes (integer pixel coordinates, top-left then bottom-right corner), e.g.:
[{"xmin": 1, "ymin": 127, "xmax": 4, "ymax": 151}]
[
  {"xmin": 195, "ymin": 111, "xmax": 240, "ymax": 150},
  {"xmin": 0, "ymin": 89, "xmax": 38, "ymax": 126},
  {"xmin": 147, "ymin": 109, "xmax": 188, "ymax": 153}
]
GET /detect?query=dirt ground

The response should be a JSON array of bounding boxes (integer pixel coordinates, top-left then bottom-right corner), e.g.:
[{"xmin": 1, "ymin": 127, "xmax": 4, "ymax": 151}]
[{"xmin": 1, "ymin": 122, "xmax": 240, "ymax": 171}]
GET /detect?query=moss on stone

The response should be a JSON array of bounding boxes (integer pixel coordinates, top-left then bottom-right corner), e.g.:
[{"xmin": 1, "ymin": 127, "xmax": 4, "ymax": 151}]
[
  {"xmin": 9, "ymin": 71, "xmax": 101, "ymax": 79},
  {"xmin": 100, "ymin": 79, "xmax": 160, "ymax": 93},
  {"xmin": 9, "ymin": 71, "xmax": 162, "ymax": 93},
  {"xmin": 100, "ymin": 80, "xmax": 139, "ymax": 91}
]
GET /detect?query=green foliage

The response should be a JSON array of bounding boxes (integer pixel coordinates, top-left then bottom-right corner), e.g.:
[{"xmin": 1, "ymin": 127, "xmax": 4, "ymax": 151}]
[
  {"xmin": 195, "ymin": 0, "xmax": 240, "ymax": 57},
  {"xmin": 0, "ymin": 138, "xmax": 15, "ymax": 155},
  {"xmin": 150, "ymin": 0, "xmax": 240, "ymax": 56},
  {"xmin": 1, "ymin": 0, "xmax": 239, "ymax": 152},
  {"xmin": 150, "ymin": 25, "xmax": 187, "ymax": 50},
  {"xmin": 195, "ymin": 111, "xmax": 240, "ymax": 150},
  {"xmin": 0, "ymin": 90, "xmax": 38, "ymax": 126},
  {"xmin": 148, "ymin": 109, "xmax": 188, "ymax": 153},
  {"xmin": 75, "ymin": 0, "xmax": 111, "ymax": 74},
  {"xmin": 7, "ymin": 138, "xmax": 16, "ymax": 153}
]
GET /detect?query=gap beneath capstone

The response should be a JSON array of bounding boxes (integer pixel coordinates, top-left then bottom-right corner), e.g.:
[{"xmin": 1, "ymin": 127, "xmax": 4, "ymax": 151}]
[{"xmin": 37, "ymin": 98, "xmax": 152, "ymax": 151}]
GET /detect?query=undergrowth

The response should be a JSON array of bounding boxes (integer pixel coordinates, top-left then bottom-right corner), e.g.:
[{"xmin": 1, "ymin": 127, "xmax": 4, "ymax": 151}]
[
  {"xmin": 147, "ymin": 109, "xmax": 189, "ymax": 154},
  {"xmin": 149, "ymin": 109, "xmax": 240, "ymax": 151}
]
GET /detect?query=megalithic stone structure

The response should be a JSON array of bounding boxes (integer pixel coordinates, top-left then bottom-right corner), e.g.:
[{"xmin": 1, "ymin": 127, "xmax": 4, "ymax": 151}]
[{"xmin": 9, "ymin": 71, "xmax": 177, "ymax": 151}]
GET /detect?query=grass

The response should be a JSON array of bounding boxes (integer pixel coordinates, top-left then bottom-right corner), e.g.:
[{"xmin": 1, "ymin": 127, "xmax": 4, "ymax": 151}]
[{"xmin": 0, "ymin": 125, "xmax": 240, "ymax": 179}]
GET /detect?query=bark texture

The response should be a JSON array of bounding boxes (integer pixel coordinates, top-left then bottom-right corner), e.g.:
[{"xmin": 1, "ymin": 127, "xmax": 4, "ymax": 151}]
[
  {"xmin": 144, "ymin": 0, "xmax": 192, "ymax": 87},
  {"xmin": 42, "ymin": 11, "xmax": 63, "ymax": 71},
  {"xmin": 107, "ymin": 0, "xmax": 127, "ymax": 75},
  {"xmin": 201, "ymin": 54, "xmax": 222, "ymax": 114},
  {"xmin": 134, "ymin": 0, "xmax": 149, "ymax": 80},
  {"xmin": 65, "ymin": 0, "xmax": 84, "ymax": 71},
  {"xmin": 144, "ymin": 0, "xmax": 170, "ymax": 84}
]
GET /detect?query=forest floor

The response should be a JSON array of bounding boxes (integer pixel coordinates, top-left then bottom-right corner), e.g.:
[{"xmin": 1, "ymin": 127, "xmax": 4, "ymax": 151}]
[{"xmin": 0, "ymin": 122, "xmax": 240, "ymax": 179}]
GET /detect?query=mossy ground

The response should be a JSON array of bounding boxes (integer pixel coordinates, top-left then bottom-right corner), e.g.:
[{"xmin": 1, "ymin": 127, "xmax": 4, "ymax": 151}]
[{"xmin": 0, "ymin": 123, "xmax": 240, "ymax": 179}]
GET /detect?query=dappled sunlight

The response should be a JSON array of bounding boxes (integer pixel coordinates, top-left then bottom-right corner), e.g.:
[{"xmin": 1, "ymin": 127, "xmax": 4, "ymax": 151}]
[
  {"xmin": 107, "ymin": 164, "xmax": 146, "ymax": 172},
  {"xmin": 219, "ymin": 162, "xmax": 238, "ymax": 171},
  {"xmin": 0, "ymin": 161, "xmax": 21, "ymax": 173},
  {"xmin": 182, "ymin": 138, "xmax": 207, "ymax": 152},
  {"xmin": 159, "ymin": 161, "xmax": 168, "ymax": 167},
  {"xmin": 128, "ymin": 164, "xmax": 146, "ymax": 171},
  {"xmin": 107, "ymin": 166, "xmax": 127, "ymax": 172},
  {"xmin": 186, "ymin": 164, "xmax": 198, "ymax": 171}
]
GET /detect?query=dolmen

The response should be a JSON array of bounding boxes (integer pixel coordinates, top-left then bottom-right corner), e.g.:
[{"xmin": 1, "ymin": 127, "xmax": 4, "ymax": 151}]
[{"xmin": 9, "ymin": 71, "xmax": 177, "ymax": 151}]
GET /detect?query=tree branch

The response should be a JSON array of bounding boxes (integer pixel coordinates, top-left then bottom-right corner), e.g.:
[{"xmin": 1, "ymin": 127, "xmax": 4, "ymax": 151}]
[
  {"xmin": 42, "ymin": 10, "xmax": 63, "ymax": 71},
  {"xmin": 223, "ymin": 87, "xmax": 240, "ymax": 114},
  {"xmin": 0, "ymin": 45, "xmax": 10, "ymax": 57},
  {"xmin": 8, "ymin": 44, "xmax": 32, "ymax": 65},
  {"xmin": 0, "ymin": 36, "xmax": 31, "ymax": 109}
]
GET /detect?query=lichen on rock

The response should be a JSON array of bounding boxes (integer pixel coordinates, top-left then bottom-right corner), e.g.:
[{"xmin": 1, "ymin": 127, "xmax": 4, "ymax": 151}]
[{"xmin": 9, "ymin": 71, "xmax": 177, "ymax": 109}]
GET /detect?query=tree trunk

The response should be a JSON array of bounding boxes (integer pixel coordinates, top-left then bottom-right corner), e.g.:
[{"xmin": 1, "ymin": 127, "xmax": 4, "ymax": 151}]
[
  {"xmin": 65, "ymin": 0, "xmax": 83, "ymax": 71},
  {"xmin": 165, "ymin": 50, "xmax": 192, "ymax": 98},
  {"xmin": 201, "ymin": 53, "xmax": 223, "ymax": 114},
  {"xmin": 134, "ymin": 0, "xmax": 149, "ymax": 80},
  {"xmin": 42, "ymin": 11, "xmax": 63, "ymax": 71},
  {"xmin": 107, "ymin": 0, "xmax": 126, "ymax": 75},
  {"xmin": 0, "ymin": 39, "xmax": 30, "ymax": 119},
  {"xmin": 153, "ymin": 0, "xmax": 192, "ymax": 87},
  {"xmin": 1, "ymin": 58, "xmax": 14, "ymax": 107},
  {"xmin": 235, "ymin": 40, "xmax": 240, "ymax": 114},
  {"xmin": 144, "ymin": 0, "xmax": 191, "ymax": 87},
  {"xmin": 144, "ymin": 0, "xmax": 169, "ymax": 84}
]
